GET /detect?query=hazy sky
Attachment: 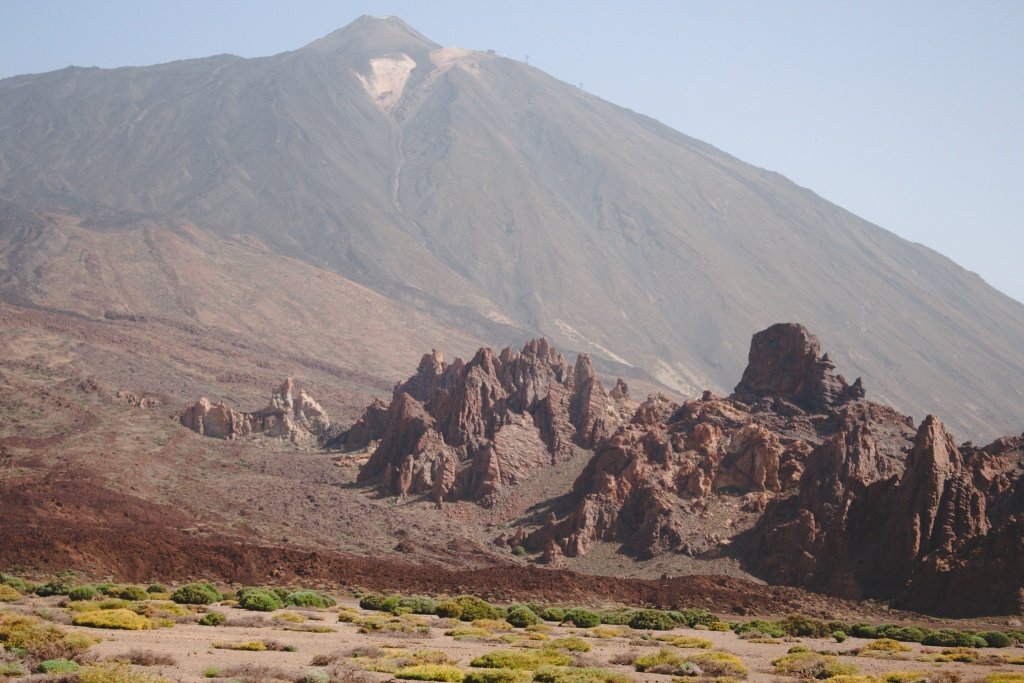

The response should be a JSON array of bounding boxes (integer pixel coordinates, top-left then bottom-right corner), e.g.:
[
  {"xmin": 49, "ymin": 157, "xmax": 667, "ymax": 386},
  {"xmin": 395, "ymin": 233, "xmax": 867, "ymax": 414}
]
[{"xmin": 2, "ymin": 1, "xmax": 1022, "ymax": 303}]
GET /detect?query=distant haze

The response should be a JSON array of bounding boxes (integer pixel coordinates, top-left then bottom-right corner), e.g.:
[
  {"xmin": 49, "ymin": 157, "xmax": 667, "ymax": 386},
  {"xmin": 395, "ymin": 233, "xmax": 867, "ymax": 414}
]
[
  {"xmin": 1, "ymin": 1, "xmax": 1021, "ymax": 304},
  {"xmin": 2, "ymin": 14, "xmax": 1023, "ymax": 441}
]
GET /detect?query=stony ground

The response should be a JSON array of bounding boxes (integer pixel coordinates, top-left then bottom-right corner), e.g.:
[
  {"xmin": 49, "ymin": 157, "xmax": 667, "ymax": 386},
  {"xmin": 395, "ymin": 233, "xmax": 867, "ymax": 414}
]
[{"xmin": 3, "ymin": 592, "xmax": 1024, "ymax": 683}]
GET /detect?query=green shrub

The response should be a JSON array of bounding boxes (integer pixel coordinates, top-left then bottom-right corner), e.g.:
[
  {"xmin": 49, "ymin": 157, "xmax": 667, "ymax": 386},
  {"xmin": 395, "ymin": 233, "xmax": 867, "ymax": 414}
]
[
  {"xmin": 533, "ymin": 667, "xmax": 632, "ymax": 683},
  {"xmin": 538, "ymin": 607, "xmax": 565, "ymax": 622},
  {"xmin": 39, "ymin": 659, "xmax": 80, "ymax": 673},
  {"xmin": 236, "ymin": 587, "xmax": 283, "ymax": 612},
  {"xmin": 118, "ymin": 586, "xmax": 148, "ymax": 601},
  {"xmin": 359, "ymin": 593, "xmax": 388, "ymax": 610},
  {"xmin": 146, "ymin": 583, "xmax": 166, "ymax": 594},
  {"xmin": 596, "ymin": 609, "xmax": 635, "ymax": 625},
  {"xmin": 506, "ymin": 605, "xmax": 541, "ymax": 628},
  {"xmin": 435, "ymin": 599, "xmax": 463, "ymax": 619},
  {"xmin": 72, "ymin": 608, "xmax": 151, "ymax": 630},
  {"xmin": 284, "ymin": 591, "xmax": 337, "ymax": 608},
  {"xmin": 734, "ymin": 619, "xmax": 786, "ymax": 638},
  {"xmin": 628, "ymin": 609, "xmax": 675, "ymax": 631},
  {"xmin": 0, "ymin": 584, "xmax": 21, "ymax": 602},
  {"xmin": 978, "ymin": 631, "xmax": 1012, "ymax": 648},
  {"xmin": 171, "ymin": 582, "xmax": 221, "ymax": 605},
  {"xmin": 198, "ymin": 611, "xmax": 226, "ymax": 626},
  {"xmin": 35, "ymin": 578, "xmax": 74, "ymax": 596},
  {"xmin": 921, "ymin": 630, "xmax": 978, "ymax": 648},
  {"xmin": 772, "ymin": 651, "xmax": 858, "ymax": 679},
  {"xmin": 396, "ymin": 595, "xmax": 436, "ymax": 614},
  {"xmin": 463, "ymin": 670, "xmax": 532, "ymax": 683},
  {"xmin": 202, "ymin": 667, "xmax": 220, "ymax": 678},
  {"xmin": 850, "ymin": 623, "xmax": 878, "ymax": 639},
  {"xmin": 395, "ymin": 664, "xmax": 465, "ymax": 681},
  {"xmin": 470, "ymin": 649, "xmax": 572, "ymax": 670},
  {"xmin": 456, "ymin": 596, "xmax": 500, "ymax": 622},
  {"xmin": 828, "ymin": 620, "xmax": 852, "ymax": 635},
  {"xmin": 562, "ymin": 608, "xmax": 600, "ymax": 628},
  {"xmin": 669, "ymin": 608, "xmax": 719, "ymax": 628},
  {"xmin": 0, "ymin": 574, "xmax": 33, "ymax": 593},
  {"xmin": 875, "ymin": 625, "xmax": 927, "ymax": 643},
  {"xmin": 512, "ymin": 546, "xmax": 527, "ymax": 557},
  {"xmin": 97, "ymin": 583, "xmax": 123, "ymax": 597},
  {"xmin": 834, "ymin": 631, "xmax": 848, "ymax": 643},
  {"xmin": 780, "ymin": 613, "xmax": 831, "ymax": 638},
  {"xmin": 68, "ymin": 585, "xmax": 99, "ymax": 601}
]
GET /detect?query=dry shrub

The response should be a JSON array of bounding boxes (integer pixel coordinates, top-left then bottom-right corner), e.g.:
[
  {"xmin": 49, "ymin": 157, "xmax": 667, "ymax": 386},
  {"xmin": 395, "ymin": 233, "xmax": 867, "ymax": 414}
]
[
  {"xmin": 218, "ymin": 663, "xmax": 293, "ymax": 682},
  {"xmin": 114, "ymin": 650, "xmax": 177, "ymax": 666}
]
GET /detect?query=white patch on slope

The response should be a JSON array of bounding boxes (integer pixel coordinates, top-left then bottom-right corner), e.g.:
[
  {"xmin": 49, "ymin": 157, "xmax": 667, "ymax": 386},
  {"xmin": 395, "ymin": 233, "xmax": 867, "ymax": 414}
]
[
  {"xmin": 554, "ymin": 319, "xmax": 634, "ymax": 367},
  {"xmin": 355, "ymin": 54, "xmax": 417, "ymax": 112}
]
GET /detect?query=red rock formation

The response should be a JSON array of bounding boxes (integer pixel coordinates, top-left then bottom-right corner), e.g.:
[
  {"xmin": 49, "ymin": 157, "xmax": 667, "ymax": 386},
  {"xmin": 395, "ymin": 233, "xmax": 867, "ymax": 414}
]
[
  {"xmin": 732, "ymin": 323, "xmax": 865, "ymax": 412},
  {"xmin": 179, "ymin": 378, "xmax": 331, "ymax": 445},
  {"xmin": 354, "ymin": 339, "xmax": 633, "ymax": 505}
]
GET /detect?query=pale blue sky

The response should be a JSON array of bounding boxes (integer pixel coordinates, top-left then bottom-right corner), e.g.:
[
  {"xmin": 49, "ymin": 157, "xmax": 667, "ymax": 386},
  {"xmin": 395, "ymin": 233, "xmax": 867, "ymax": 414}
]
[{"xmin": 2, "ymin": 1, "xmax": 1022, "ymax": 303}]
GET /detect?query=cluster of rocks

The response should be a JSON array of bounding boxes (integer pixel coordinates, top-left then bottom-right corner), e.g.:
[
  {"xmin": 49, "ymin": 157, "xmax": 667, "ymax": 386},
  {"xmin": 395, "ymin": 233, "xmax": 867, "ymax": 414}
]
[
  {"xmin": 179, "ymin": 378, "xmax": 331, "ymax": 445},
  {"xmin": 341, "ymin": 339, "xmax": 636, "ymax": 506},
  {"xmin": 186, "ymin": 323, "xmax": 1023, "ymax": 615}
]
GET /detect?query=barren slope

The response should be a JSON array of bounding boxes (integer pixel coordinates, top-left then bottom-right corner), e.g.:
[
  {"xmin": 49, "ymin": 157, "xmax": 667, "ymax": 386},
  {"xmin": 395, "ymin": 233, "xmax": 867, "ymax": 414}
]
[{"xmin": 0, "ymin": 16, "xmax": 1021, "ymax": 438}]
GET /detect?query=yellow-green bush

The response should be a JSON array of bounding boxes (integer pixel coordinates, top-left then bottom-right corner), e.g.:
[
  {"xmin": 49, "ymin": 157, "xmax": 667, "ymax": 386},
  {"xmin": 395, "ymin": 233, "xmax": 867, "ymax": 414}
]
[
  {"xmin": 547, "ymin": 636, "xmax": 591, "ymax": 652},
  {"xmin": 772, "ymin": 651, "xmax": 858, "ymax": 679},
  {"xmin": 72, "ymin": 608, "xmax": 152, "ymax": 630},
  {"xmin": 687, "ymin": 652, "xmax": 748, "ymax": 678},
  {"xmin": 470, "ymin": 649, "xmax": 572, "ymax": 670},
  {"xmin": 862, "ymin": 639, "xmax": 912, "ymax": 654},
  {"xmin": 533, "ymin": 666, "xmax": 634, "ymax": 683},
  {"xmin": 273, "ymin": 611, "xmax": 305, "ymax": 623},
  {"xmin": 654, "ymin": 634, "xmax": 713, "ymax": 649},
  {"xmin": 634, "ymin": 648, "xmax": 683, "ymax": 672},
  {"xmin": 987, "ymin": 674, "xmax": 1024, "ymax": 683},
  {"xmin": 920, "ymin": 647, "xmax": 978, "ymax": 663},
  {"xmin": 0, "ymin": 611, "xmax": 95, "ymax": 660},
  {"xmin": 463, "ymin": 670, "xmax": 532, "ymax": 683},
  {"xmin": 77, "ymin": 662, "xmax": 171, "ymax": 683},
  {"xmin": 394, "ymin": 664, "xmax": 465, "ymax": 681},
  {"xmin": 0, "ymin": 585, "xmax": 22, "ymax": 602}
]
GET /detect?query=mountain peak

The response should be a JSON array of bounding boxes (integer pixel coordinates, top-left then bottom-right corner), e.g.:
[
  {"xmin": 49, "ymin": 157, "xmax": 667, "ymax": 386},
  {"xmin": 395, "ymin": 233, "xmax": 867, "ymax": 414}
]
[{"xmin": 303, "ymin": 15, "xmax": 439, "ymax": 57}]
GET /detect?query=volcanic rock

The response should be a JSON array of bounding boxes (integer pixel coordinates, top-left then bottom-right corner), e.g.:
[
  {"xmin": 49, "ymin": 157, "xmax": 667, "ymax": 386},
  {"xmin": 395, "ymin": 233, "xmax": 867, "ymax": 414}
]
[
  {"xmin": 732, "ymin": 323, "xmax": 865, "ymax": 412},
  {"xmin": 179, "ymin": 378, "xmax": 331, "ymax": 445},
  {"xmin": 355, "ymin": 339, "xmax": 633, "ymax": 504}
]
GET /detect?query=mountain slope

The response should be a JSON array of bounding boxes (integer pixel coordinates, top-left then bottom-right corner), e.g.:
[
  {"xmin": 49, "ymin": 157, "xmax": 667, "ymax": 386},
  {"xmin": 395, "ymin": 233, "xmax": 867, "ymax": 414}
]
[{"xmin": 0, "ymin": 16, "xmax": 1022, "ymax": 438}]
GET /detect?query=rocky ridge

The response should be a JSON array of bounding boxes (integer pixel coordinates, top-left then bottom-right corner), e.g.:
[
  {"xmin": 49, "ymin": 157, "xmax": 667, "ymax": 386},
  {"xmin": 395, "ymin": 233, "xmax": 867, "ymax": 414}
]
[
  {"xmin": 175, "ymin": 323, "xmax": 1023, "ymax": 615},
  {"xmin": 348, "ymin": 339, "xmax": 636, "ymax": 506},
  {"xmin": 179, "ymin": 378, "xmax": 331, "ymax": 445}
]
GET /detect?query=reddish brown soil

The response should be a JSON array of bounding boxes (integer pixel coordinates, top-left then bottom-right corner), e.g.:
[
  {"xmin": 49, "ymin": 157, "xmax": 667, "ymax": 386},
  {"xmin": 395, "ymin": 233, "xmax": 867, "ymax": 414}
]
[{"xmin": 0, "ymin": 475, "xmax": 930, "ymax": 623}]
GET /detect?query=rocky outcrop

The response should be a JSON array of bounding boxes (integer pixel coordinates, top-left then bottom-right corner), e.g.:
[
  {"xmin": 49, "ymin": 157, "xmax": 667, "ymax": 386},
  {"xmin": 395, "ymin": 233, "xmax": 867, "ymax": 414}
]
[
  {"xmin": 749, "ymin": 413, "xmax": 1022, "ymax": 614},
  {"xmin": 354, "ymin": 339, "xmax": 634, "ymax": 505},
  {"xmin": 516, "ymin": 323, "xmax": 1023, "ymax": 615},
  {"xmin": 179, "ymin": 378, "xmax": 331, "ymax": 445},
  {"xmin": 521, "ymin": 324, "xmax": 913, "ymax": 566},
  {"xmin": 732, "ymin": 323, "xmax": 865, "ymax": 412}
]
